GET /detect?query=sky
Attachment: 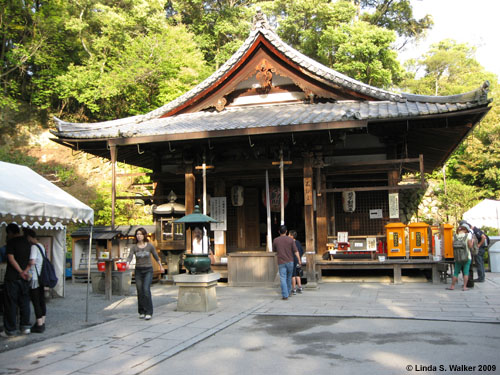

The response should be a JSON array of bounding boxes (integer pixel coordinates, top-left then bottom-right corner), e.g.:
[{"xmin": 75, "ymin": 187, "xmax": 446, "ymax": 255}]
[{"xmin": 399, "ymin": 0, "xmax": 500, "ymax": 78}]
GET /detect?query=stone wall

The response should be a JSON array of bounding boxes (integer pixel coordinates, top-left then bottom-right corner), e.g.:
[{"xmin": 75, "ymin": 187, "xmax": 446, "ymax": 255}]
[{"xmin": 399, "ymin": 180, "xmax": 445, "ymax": 224}]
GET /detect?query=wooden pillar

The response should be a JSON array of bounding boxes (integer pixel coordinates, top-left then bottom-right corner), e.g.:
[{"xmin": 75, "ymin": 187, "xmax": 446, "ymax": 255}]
[
  {"xmin": 109, "ymin": 144, "xmax": 117, "ymax": 229},
  {"xmin": 185, "ymin": 164, "xmax": 195, "ymax": 252},
  {"xmin": 214, "ymin": 179, "xmax": 226, "ymax": 258},
  {"xmin": 303, "ymin": 154, "xmax": 315, "ymax": 252},
  {"xmin": 185, "ymin": 164, "xmax": 195, "ymax": 215},
  {"xmin": 316, "ymin": 172, "xmax": 327, "ymax": 255}
]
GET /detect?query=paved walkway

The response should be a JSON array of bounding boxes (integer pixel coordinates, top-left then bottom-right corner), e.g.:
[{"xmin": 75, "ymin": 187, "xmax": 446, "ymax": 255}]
[{"xmin": 1, "ymin": 274, "xmax": 499, "ymax": 375}]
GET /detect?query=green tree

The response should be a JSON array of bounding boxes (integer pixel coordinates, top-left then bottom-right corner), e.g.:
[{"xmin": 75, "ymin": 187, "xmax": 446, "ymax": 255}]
[
  {"xmin": 402, "ymin": 39, "xmax": 495, "ymax": 96},
  {"xmin": 319, "ymin": 20, "xmax": 403, "ymax": 87},
  {"xmin": 55, "ymin": 0, "xmax": 210, "ymax": 120},
  {"xmin": 401, "ymin": 40, "xmax": 499, "ymax": 199},
  {"xmin": 434, "ymin": 179, "xmax": 480, "ymax": 223},
  {"xmin": 357, "ymin": 0, "xmax": 433, "ymax": 49},
  {"xmin": 166, "ymin": 0, "xmax": 257, "ymax": 69},
  {"xmin": 268, "ymin": 0, "xmax": 408, "ymax": 87},
  {"xmin": 0, "ymin": 0, "xmax": 77, "ymax": 131}
]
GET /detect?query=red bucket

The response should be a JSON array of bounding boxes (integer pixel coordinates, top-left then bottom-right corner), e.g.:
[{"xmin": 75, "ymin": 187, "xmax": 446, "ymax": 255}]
[
  {"xmin": 116, "ymin": 261, "xmax": 127, "ymax": 272},
  {"xmin": 97, "ymin": 262, "xmax": 105, "ymax": 272}
]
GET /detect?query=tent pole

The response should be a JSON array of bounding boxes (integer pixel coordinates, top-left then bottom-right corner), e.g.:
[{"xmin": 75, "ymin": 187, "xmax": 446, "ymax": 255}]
[
  {"xmin": 63, "ymin": 226, "xmax": 67, "ymax": 298},
  {"xmin": 85, "ymin": 225, "xmax": 93, "ymax": 322}
]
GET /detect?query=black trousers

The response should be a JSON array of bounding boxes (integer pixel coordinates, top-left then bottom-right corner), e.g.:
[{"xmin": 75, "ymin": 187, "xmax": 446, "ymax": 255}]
[
  {"xmin": 29, "ymin": 285, "xmax": 46, "ymax": 319},
  {"xmin": 3, "ymin": 279, "xmax": 31, "ymax": 332}
]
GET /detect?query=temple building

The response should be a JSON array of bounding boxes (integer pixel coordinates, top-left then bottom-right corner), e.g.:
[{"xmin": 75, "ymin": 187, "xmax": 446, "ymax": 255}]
[{"xmin": 51, "ymin": 11, "xmax": 491, "ymax": 277}]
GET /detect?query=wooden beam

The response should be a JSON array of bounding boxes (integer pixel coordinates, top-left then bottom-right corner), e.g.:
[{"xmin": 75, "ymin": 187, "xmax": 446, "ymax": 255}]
[
  {"xmin": 116, "ymin": 172, "xmax": 150, "ymax": 177},
  {"xmin": 324, "ymin": 184, "xmax": 423, "ymax": 193},
  {"xmin": 324, "ymin": 157, "xmax": 420, "ymax": 168}
]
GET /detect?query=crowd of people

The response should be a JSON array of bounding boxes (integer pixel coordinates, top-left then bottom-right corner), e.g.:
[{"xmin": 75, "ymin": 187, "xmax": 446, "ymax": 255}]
[
  {"xmin": 0, "ymin": 219, "xmax": 491, "ymax": 336},
  {"xmin": 447, "ymin": 220, "xmax": 489, "ymax": 291}
]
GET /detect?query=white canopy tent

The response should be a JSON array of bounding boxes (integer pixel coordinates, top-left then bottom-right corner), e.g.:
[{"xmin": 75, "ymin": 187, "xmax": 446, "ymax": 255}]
[
  {"xmin": 0, "ymin": 161, "xmax": 94, "ymax": 297},
  {"xmin": 463, "ymin": 199, "xmax": 500, "ymax": 233}
]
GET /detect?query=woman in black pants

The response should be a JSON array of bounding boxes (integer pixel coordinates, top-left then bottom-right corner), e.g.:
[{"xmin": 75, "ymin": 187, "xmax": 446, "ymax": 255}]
[
  {"xmin": 126, "ymin": 228, "xmax": 164, "ymax": 320},
  {"xmin": 24, "ymin": 228, "xmax": 46, "ymax": 333}
]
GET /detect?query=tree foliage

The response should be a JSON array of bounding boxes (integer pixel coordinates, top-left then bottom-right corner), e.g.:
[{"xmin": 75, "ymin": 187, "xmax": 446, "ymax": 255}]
[
  {"xmin": 401, "ymin": 40, "xmax": 499, "ymax": 200},
  {"xmin": 166, "ymin": 0, "xmax": 257, "ymax": 69},
  {"xmin": 54, "ymin": 0, "xmax": 210, "ymax": 121},
  {"xmin": 434, "ymin": 179, "xmax": 480, "ymax": 224},
  {"xmin": 357, "ymin": 0, "xmax": 433, "ymax": 49},
  {"xmin": 319, "ymin": 20, "xmax": 403, "ymax": 87}
]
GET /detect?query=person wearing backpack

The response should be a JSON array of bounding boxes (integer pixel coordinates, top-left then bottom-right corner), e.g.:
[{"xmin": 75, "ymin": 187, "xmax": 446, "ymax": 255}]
[
  {"xmin": 447, "ymin": 224, "xmax": 473, "ymax": 291},
  {"xmin": 471, "ymin": 224, "xmax": 488, "ymax": 283},
  {"xmin": 24, "ymin": 229, "xmax": 46, "ymax": 333},
  {"xmin": 1, "ymin": 223, "xmax": 32, "ymax": 337}
]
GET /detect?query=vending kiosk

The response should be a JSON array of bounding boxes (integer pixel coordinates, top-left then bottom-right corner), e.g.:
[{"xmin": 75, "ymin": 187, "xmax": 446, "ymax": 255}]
[
  {"xmin": 385, "ymin": 222, "xmax": 406, "ymax": 258},
  {"xmin": 408, "ymin": 222, "xmax": 430, "ymax": 258},
  {"xmin": 442, "ymin": 224, "xmax": 454, "ymax": 260}
]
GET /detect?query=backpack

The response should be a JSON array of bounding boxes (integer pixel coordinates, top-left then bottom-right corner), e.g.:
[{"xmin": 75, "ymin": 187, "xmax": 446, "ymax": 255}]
[
  {"xmin": 453, "ymin": 234, "xmax": 469, "ymax": 262},
  {"xmin": 470, "ymin": 234, "xmax": 479, "ymax": 256},
  {"xmin": 34, "ymin": 244, "xmax": 58, "ymax": 288}
]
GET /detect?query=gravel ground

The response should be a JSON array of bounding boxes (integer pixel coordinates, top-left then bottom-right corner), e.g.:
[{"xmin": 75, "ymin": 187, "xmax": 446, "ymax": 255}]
[{"xmin": 0, "ymin": 279, "xmax": 177, "ymax": 353}]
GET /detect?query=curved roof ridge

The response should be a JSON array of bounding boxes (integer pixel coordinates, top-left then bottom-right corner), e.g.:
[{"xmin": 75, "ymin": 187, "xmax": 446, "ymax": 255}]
[
  {"xmin": 401, "ymin": 81, "xmax": 491, "ymax": 104},
  {"xmin": 52, "ymin": 10, "xmax": 491, "ymax": 129},
  {"xmin": 142, "ymin": 9, "xmax": 405, "ymax": 119}
]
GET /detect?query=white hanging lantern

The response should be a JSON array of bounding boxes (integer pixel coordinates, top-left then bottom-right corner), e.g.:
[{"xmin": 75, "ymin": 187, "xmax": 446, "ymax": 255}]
[
  {"xmin": 231, "ymin": 185, "xmax": 244, "ymax": 206},
  {"xmin": 342, "ymin": 191, "xmax": 356, "ymax": 213}
]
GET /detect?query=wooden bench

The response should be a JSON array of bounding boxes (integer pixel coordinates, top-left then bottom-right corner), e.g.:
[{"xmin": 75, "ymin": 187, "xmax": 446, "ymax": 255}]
[{"xmin": 314, "ymin": 259, "xmax": 441, "ymax": 284}]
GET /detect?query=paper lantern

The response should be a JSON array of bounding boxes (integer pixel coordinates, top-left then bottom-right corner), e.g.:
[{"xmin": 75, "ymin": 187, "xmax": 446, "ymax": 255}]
[
  {"xmin": 231, "ymin": 185, "xmax": 244, "ymax": 206},
  {"xmin": 342, "ymin": 191, "xmax": 356, "ymax": 212}
]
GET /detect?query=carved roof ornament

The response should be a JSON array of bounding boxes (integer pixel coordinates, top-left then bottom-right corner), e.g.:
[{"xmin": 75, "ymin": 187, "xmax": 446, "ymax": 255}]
[
  {"xmin": 252, "ymin": 7, "xmax": 271, "ymax": 30},
  {"xmin": 256, "ymin": 59, "xmax": 275, "ymax": 94},
  {"xmin": 215, "ymin": 97, "xmax": 227, "ymax": 112}
]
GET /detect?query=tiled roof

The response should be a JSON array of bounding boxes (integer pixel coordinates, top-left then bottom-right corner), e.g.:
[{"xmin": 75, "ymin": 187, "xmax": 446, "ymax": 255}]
[
  {"xmin": 52, "ymin": 10, "xmax": 491, "ymax": 140},
  {"xmin": 53, "ymin": 99, "xmax": 488, "ymax": 139}
]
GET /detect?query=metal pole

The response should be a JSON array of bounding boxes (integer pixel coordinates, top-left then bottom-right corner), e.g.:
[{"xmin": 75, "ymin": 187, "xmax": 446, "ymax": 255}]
[
  {"xmin": 266, "ymin": 170, "xmax": 272, "ymax": 252},
  {"xmin": 280, "ymin": 149, "xmax": 285, "ymax": 226},
  {"xmin": 85, "ymin": 225, "xmax": 93, "ymax": 322}
]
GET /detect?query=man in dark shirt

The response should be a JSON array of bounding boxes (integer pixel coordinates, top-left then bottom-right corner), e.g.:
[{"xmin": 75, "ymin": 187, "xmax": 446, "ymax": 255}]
[
  {"xmin": 272, "ymin": 225, "xmax": 300, "ymax": 300},
  {"xmin": 1, "ymin": 223, "xmax": 32, "ymax": 337},
  {"xmin": 471, "ymin": 224, "xmax": 487, "ymax": 282}
]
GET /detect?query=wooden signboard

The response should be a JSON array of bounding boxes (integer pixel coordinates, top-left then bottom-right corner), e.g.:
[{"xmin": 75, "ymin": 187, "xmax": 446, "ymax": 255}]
[{"xmin": 304, "ymin": 177, "xmax": 313, "ymax": 206}]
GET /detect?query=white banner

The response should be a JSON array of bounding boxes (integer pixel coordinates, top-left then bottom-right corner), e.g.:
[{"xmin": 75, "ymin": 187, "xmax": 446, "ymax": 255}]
[
  {"xmin": 210, "ymin": 197, "xmax": 227, "ymax": 231},
  {"xmin": 389, "ymin": 193, "xmax": 399, "ymax": 219}
]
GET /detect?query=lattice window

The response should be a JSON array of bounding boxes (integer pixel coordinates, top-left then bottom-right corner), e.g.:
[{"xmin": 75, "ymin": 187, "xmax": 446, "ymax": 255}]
[{"xmin": 333, "ymin": 191, "xmax": 388, "ymax": 236}]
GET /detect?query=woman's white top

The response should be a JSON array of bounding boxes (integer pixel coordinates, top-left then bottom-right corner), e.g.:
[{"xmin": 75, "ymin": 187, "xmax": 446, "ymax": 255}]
[{"xmin": 30, "ymin": 243, "xmax": 46, "ymax": 289}]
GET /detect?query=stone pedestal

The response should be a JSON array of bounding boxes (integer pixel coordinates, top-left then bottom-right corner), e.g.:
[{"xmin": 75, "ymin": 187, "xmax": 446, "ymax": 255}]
[
  {"xmin": 90, "ymin": 271, "xmax": 132, "ymax": 295},
  {"xmin": 160, "ymin": 250, "xmax": 184, "ymax": 284},
  {"xmin": 173, "ymin": 273, "xmax": 220, "ymax": 312}
]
